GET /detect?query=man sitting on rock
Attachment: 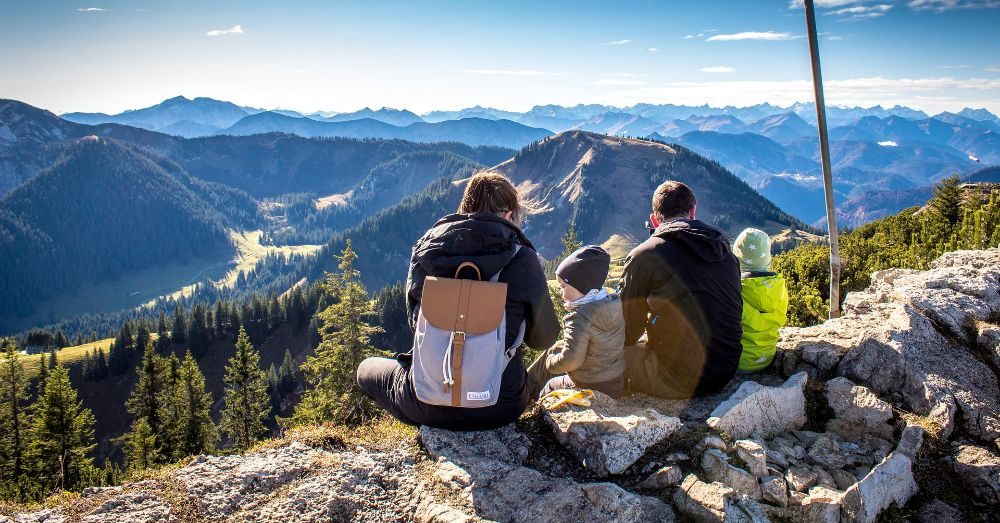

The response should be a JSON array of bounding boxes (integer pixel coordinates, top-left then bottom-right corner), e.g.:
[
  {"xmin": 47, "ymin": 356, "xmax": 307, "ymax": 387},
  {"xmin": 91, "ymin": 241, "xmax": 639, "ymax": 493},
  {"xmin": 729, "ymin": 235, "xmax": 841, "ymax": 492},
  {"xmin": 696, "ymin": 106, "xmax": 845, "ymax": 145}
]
[{"xmin": 619, "ymin": 180, "xmax": 743, "ymax": 398}]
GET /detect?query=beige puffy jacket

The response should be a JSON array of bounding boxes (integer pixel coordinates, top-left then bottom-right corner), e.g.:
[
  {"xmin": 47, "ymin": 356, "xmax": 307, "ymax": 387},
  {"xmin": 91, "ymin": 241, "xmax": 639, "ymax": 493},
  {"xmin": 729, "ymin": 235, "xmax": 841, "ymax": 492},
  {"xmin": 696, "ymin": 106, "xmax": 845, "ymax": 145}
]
[{"xmin": 544, "ymin": 293, "xmax": 625, "ymax": 385}]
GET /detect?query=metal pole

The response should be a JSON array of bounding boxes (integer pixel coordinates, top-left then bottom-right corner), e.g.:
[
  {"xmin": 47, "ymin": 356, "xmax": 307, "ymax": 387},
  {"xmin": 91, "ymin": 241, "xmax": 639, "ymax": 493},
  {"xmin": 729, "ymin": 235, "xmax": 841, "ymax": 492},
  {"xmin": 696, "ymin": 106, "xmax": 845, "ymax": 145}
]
[{"xmin": 804, "ymin": 0, "xmax": 842, "ymax": 319}]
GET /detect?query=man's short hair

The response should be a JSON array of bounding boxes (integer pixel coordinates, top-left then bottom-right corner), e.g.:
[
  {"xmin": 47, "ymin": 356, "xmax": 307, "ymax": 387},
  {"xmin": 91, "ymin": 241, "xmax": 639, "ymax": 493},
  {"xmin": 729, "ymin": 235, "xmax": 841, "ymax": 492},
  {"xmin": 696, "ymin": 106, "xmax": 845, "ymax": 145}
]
[{"xmin": 652, "ymin": 181, "xmax": 697, "ymax": 220}]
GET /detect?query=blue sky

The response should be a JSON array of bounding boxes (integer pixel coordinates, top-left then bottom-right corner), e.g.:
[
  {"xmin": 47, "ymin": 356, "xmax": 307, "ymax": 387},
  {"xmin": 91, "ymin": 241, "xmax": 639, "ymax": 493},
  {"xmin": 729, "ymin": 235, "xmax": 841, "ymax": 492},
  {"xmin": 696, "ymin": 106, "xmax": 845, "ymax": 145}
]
[{"xmin": 1, "ymin": 0, "xmax": 999, "ymax": 115}]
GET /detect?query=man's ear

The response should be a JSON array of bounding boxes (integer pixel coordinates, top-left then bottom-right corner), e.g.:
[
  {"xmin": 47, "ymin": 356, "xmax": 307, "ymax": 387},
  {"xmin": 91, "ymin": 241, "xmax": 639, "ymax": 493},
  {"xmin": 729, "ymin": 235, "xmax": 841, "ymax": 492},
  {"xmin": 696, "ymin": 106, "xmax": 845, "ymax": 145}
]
[{"xmin": 689, "ymin": 205, "xmax": 697, "ymax": 220}]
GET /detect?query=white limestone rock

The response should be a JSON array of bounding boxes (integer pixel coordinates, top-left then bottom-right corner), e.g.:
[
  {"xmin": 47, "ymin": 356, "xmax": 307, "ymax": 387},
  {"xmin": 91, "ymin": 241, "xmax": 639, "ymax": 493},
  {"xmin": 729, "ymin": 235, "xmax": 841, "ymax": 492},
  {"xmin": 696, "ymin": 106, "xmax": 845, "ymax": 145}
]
[
  {"xmin": 541, "ymin": 390, "xmax": 681, "ymax": 476},
  {"xmin": 760, "ymin": 474, "xmax": 788, "ymax": 507},
  {"xmin": 637, "ymin": 465, "xmax": 683, "ymax": 489},
  {"xmin": 735, "ymin": 440, "xmax": 769, "ymax": 478},
  {"xmin": 824, "ymin": 377, "xmax": 894, "ymax": 440},
  {"xmin": 173, "ymin": 441, "xmax": 324, "ymax": 518},
  {"xmin": 701, "ymin": 448, "xmax": 762, "ymax": 500},
  {"xmin": 840, "ymin": 451, "xmax": 919, "ymax": 523},
  {"xmin": 672, "ymin": 475, "xmax": 769, "ymax": 523},
  {"xmin": 82, "ymin": 493, "xmax": 174, "ymax": 523},
  {"xmin": 706, "ymin": 372, "xmax": 808, "ymax": 439}
]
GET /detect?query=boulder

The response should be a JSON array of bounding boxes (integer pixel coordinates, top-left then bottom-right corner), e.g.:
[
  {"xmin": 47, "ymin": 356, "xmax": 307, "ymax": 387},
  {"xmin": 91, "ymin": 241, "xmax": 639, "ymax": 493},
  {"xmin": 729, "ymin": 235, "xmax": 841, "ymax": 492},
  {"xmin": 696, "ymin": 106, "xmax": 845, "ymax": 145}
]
[
  {"xmin": 805, "ymin": 434, "xmax": 848, "ymax": 470},
  {"xmin": 797, "ymin": 486, "xmax": 844, "ymax": 523},
  {"xmin": 81, "ymin": 493, "xmax": 173, "ymax": 523},
  {"xmin": 541, "ymin": 390, "xmax": 682, "ymax": 477},
  {"xmin": 830, "ymin": 468, "xmax": 858, "ymax": 491},
  {"xmin": 637, "ymin": 465, "xmax": 683, "ymax": 489},
  {"xmin": 173, "ymin": 441, "xmax": 324, "ymax": 518},
  {"xmin": 420, "ymin": 425, "xmax": 676, "ymax": 522},
  {"xmin": 824, "ymin": 377, "xmax": 894, "ymax": 440},
  {"xmin": 949, "ymin": 444, "xmax": 1000, "ymax": 505},
  {"xmin": 785, "ymin": 467, "xmax": 818, "ymax": 493},
  {"xmin": 760, "ymin": 475, "xmax": 788, "ymax": 507},
  {"xmin": 701, "ymin": 448, "xmax": 762, "ymax": 500},
  {"xmin": 672, "ymin": 475, "xmax": 769, "ymax": 523},
  {"xmin": 867, "ymin": 251, "xmax": 1000, "ymax": 345},
  {"xmin": 840, "ymin": 451, "xmax": 918, "ymax": 523},
  {"xmin": 706, "ymin": 372, "xmax": 808, "ymax": 439},
  {"xmin": 734, "ymin": 440, "xmax": 769, "ymax": 478},
  {"xmin": 917, "ymin": 499, "xmax": 963, "ymax": 523},
  {"xmin": 895, "ymin": 425, "xmax": 925, "ymax": 460},
  {"xmin": 246, "ymin": 446, "xmax": 423, "ymax": 522},
  {"xmin": 977, "ymin": 323, "xmax": 1000, "ymax": 369},
  {"xmin": 419, "ymin": 423, "xmax": 529, "ymax": 465}
]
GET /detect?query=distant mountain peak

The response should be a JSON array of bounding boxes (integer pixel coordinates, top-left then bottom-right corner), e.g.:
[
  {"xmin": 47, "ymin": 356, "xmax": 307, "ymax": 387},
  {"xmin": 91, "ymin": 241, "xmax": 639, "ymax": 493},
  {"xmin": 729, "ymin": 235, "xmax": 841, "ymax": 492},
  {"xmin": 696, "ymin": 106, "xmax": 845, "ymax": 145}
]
[{"xmin": 957, "ymin": 107, "xmax": 999, "ymax": 122}]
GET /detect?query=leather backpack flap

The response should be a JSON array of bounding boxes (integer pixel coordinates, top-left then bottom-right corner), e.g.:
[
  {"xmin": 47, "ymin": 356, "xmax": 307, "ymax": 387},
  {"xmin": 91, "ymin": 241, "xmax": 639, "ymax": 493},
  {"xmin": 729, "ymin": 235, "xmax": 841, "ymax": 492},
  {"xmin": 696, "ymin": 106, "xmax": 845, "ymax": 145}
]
[{"xmin": 422, "ymin": 277, "xmax": 508, "ymax": 334}]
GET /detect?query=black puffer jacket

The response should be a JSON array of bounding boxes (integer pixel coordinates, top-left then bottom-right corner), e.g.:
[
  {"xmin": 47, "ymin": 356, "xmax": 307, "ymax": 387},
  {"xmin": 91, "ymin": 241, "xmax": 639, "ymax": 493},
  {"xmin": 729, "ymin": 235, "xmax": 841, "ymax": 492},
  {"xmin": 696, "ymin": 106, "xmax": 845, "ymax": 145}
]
[
  {"xmin": 620, "ymin": 218, "xmax": 743, "ymax": 395},
  {"xmin": 404, "ymin": 213, "xmax": 560, "ymax": 421}
]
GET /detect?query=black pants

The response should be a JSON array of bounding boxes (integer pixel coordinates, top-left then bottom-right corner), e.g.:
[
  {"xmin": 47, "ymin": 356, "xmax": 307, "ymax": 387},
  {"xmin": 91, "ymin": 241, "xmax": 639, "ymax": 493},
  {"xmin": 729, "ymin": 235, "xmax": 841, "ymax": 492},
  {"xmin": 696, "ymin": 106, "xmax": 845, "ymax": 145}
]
[{"xmin": 356, "ymin": 356, "xmax": 528, "ymax": 431}]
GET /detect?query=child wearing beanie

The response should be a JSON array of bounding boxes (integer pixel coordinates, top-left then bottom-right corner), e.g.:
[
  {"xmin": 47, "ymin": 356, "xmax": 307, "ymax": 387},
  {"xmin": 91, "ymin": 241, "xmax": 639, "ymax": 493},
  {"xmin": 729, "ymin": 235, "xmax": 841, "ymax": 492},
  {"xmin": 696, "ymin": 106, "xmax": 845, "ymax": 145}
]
[
  {"xmin": 527, "ymin": 245, "xmax": 626, "ymax": 398},
  {"xmin": 732, "ymin": 228, "xmax": 789, "ymax": 372}
]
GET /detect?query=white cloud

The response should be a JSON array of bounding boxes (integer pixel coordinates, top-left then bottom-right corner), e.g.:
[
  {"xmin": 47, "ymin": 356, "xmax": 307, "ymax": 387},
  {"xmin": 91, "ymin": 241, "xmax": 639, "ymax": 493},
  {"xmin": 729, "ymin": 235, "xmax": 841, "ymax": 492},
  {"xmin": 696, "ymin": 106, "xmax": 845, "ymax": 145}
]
[
  {"xmin": 206, "ymin": 25, "xmax": 244, "ymax": 37},
  {"xmin": 908, "ymin": 0, "xmax": 1000, "ymax": 10},
  {"xmin": 77, "ymin": 7, "xmax": 105, "ymax": 12},
  {"xmin": 938, "ymin": 64, "xmax": 972, "ymax": 69},
  {"xmin": 707, "ymin": 31, "xmax": 800, "ymax": 41},
  {"xmin": 832, "ymin": 3, "xmax": 893, "ymax": 14},
  {"xmin": 828, "ymin": 35, "xmax": 845, "ymax": 40},
  {"xmin": 878, "ymin": 140, "xmax": 898, "ymax": 146},
  {"xmin": 461, "ymin": 69, "xmax": 550, "ymax": 76},
  {"xmin": 601, "ymin": 39, "xmax": 632, "ymax": 45},
  {"xmin": 646, "ymin": 48, "xmax": 660, "ymax": 52},
  {"xmin": 700, "ymin": 66, "xmax": 736, "ymax": 73},
  {"xmin": 590, "ymin": 79, "xmax": 647, "ymax": 86},
  {"xmin": 789, "ymin": 0, "xmax": 864, "ymax": 8},
  {"xmin": 987, "ymin": 66, "xmax": 1000, "ymax": 73},
  {"xmin": 605, "ymin": 73, "xmax": 639, "ymax": 77},
  {"xmin": 684, "ymin": 34, "xmax": 695, "ymax": 39}
]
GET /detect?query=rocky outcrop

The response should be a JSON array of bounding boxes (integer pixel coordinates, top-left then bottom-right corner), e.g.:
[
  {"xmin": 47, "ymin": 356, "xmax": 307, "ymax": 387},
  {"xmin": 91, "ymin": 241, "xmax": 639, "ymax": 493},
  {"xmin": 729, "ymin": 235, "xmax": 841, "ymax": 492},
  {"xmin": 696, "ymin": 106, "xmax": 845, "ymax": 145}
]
[
  {"xmin": 5, "ymin": 249, "xmax": 998, "ymax": 522},
  {"xmin": 541, "ymin": 390, "xmax": 682, "ymax": 476},
  {"xmin": 779, "ymin": 248, "xmax": 1000, "ymax": 443}
]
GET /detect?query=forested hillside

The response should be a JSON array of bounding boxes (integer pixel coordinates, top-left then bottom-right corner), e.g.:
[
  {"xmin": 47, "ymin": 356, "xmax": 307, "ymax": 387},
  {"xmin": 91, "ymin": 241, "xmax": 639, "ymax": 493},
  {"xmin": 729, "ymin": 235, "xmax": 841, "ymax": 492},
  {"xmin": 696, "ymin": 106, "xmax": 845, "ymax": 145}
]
[{"xmin": 0, "ymin": 138, "xmax": 249, "ymax": 324}]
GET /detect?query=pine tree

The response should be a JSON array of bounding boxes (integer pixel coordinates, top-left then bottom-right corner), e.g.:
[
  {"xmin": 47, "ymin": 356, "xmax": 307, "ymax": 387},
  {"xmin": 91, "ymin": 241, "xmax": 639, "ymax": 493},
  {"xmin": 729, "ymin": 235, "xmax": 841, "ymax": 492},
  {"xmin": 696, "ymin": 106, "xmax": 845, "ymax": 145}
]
[
  {"xmin": 187, "ymin": 303, "xmax": 211, "ymax": 359},
  {"xmin": 561, "ymin": 222, "xmax": 583, "ymax": 257},
  {"xmin": 28, "ymin": 366, "xmax": 96, "ymax": 493},
  {"xmin": 930, "ymin": 174, "xmax": 963, "ymax": 228},
  {"xmin": 288, "ymin": 241, "xmax": 384, "ymax": 425},
  {"xmin": 220, "ymin": 327, "xmax": 271, "ymax": 451},
  {"xmin": 168, "ymin": 353, "xmax": 217, "ymax": 458},
  {"xmin": 156, "ymin": 312, "xmax": 170, "ymax": 351},
  {"xmin": 47, "ymin": 348, "xmax": 57, "ymax": 370},
  {"xmin": 36, "ymin": 354, "xmax": 48, "ymax": 392},
  {"xmin": 172, "ymin": 304, "xmax": 187, "ymax": 344},
  {"xmin": 125, "ymin": 340, "xmax": 167, "ymax": 463},
  {"xmin": 278, "ymin": 349, "xmax": 296, "ymax": 394},
  {"xmin": 122, "ymin": 419, "xmax": 159, "ymax": 472},
  {"xmin": 1, "ymin": 339, "xmax": 31, "ymax": 499}
]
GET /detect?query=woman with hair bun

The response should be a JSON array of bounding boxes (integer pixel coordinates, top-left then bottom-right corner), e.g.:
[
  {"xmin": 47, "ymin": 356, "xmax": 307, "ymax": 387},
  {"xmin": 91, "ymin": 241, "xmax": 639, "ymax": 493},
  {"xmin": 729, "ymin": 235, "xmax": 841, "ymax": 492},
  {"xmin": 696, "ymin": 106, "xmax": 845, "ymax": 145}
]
[{"xmin": 356, "ymin": 172, "xmax": 559, "ymax": 430}]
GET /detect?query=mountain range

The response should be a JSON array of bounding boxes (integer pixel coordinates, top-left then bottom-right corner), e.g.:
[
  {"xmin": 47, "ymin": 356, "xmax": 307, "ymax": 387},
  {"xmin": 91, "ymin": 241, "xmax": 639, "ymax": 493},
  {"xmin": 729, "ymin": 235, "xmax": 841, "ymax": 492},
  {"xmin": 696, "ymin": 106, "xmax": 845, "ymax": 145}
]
[
  {"xmin": 55, "ymin": 96, "xmax": 999, "ymax": 226},
  {"xmin": 0, "ymin": 98, "xmax": 815, "ymax": 335}
]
